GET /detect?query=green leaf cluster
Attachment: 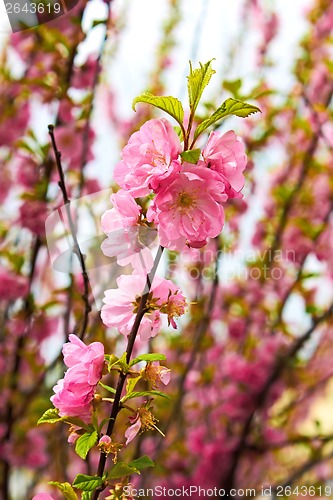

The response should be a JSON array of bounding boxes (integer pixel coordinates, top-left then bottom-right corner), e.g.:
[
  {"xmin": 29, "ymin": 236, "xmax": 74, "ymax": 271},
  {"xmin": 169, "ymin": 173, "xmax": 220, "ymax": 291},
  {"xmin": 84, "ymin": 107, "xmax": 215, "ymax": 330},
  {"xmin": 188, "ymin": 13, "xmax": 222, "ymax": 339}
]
[{"xmin": 132, "ymin": 60, "xmax": 260, "ymax": 150}]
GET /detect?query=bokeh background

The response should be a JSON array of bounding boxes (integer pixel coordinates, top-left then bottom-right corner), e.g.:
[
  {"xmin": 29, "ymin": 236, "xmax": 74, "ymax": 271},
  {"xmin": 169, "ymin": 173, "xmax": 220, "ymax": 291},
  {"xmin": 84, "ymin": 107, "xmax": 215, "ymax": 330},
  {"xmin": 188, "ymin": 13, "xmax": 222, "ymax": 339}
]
[{"xmin": 0, "ymin": 0, "xmax": 333, "ymax": 498}]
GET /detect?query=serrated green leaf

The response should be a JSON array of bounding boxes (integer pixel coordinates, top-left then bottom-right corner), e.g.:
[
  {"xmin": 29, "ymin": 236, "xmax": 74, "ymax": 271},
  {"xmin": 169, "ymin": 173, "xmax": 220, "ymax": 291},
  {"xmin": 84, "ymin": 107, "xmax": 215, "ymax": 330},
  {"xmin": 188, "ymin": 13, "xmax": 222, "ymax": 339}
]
[
  {"xmin": 48, "ymin": 481, "xmax": 78, "ymax": 500},
  {"xmin": 187, "ymin": 60, "xmax": 216, "ymax": 114},
  {"xmin": 194, "ymin": 98, "xmax": 261, "ymax": 141},
  {"xmin": 75, "ymin": 431, "xmax": 98, "ymax": 460},
  {"xmin": 129, "ymin": 353, "xmax": 167, "ymax": 367},
  {"xmin": 132, "ymin": 93, "xmax": 184, "ymax": 130},
  {"xmin": 121, "ymin": 390, "xmax": 171, "ymax": 403},
  {"xmin": 180, "ymin": 149, "xmax": 201, "ymax": 164},
  {"xmin": 99, "ymin": 381, "xmax": 117, "ymax": 394},
  {"xmin": 108, "ymin": 462, "xmax": 140, "ymax": 480},
  {"xmin": 37, "ymin": 408, "xmax": 61, "ymax": 425},
  {"xmin": 128, "ymin": 455, "xmax": 155, "ymax": 471},
  {"xmin": 72, "ymin": 474, "xmax": 103, "ymax": 492},
  {"xmin": 81, "ymin": 492, "xmax": 92, "ymax": 500}
]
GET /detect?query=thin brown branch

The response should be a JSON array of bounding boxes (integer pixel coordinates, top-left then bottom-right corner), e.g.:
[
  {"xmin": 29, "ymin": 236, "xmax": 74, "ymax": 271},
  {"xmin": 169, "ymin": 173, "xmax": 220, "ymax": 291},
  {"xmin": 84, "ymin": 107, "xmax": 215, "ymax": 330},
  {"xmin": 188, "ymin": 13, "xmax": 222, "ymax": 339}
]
[
  {"xmin": 272, "ymin": 450, "xmax": 333, "ymax": 494},
  {"xmin": 48, "ymin": 125, "xmax": 92, "ymax": 340}
]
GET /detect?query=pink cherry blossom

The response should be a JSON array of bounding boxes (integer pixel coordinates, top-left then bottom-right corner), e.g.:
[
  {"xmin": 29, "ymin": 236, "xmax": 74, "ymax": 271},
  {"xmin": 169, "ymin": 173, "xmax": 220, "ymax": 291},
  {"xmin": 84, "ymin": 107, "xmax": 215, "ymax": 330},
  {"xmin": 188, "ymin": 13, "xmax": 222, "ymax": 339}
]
[
  {"xmin": 99, "ymin": 435, "xmax": 112, "ymax": 445},
  {"xmin": 101, "ymin": 189, "xmax": 154, "ymax": 272},
  {"xmin": 19, "ymin": 200, "xmax": 48, "ymax": 236},
  {"xmin": 0, "ymin": 268, "xmax": 28, "ymax": 301},
  {"xmin": 147, "ymin": 164, "xmax": 227, "ymax": 251},
  {"xmin": 144, "ymin": 361, "xmax": 171, "ymax": 387},
  {"xmin": 15, "ymin": 155, "xmax": 39, "ymax": 188},
  {"xmin": 124, "ymin": 403, "xmax": 159, "ymax": 445},
  {"xmin": 114, "ymin": 118, "xmax": 182, "ymax": 197},
  {"xmin": 201, "ymin": 130, "xmax": 247, "ymax": 197},
  {"xmin": 101, "ymin": 273, "xmax": 186, "ymax": 341},
  {"xmin": 62, "ymin": 334, "xmax": 105, "ymax": 385},
  {"xmin": 125, "ymin": 413, "xmax": 142, "ymax": 445},
  {"xmin": 51, "ymin": 335, "xmax": 104, "ymax": 422}
]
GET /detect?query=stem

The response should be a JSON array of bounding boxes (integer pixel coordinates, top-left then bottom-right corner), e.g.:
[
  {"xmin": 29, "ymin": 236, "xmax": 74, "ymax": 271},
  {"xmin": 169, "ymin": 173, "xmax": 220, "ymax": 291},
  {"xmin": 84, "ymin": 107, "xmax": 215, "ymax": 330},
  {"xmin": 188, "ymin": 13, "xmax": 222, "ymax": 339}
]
[
  {"xmin": 48, "ymin": 125, "xmax": 92, "ymax": 340},
  {"xmin": 91, "ymin": 246, "xmax": 164, "ymax": 499}
]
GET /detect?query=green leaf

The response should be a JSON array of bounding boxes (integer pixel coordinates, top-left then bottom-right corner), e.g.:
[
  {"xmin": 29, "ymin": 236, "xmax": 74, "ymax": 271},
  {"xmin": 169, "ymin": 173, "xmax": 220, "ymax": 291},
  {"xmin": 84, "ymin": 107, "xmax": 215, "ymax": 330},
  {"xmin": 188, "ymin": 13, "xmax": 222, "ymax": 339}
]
[
  {"xmin": 72, "ymin": 474, "xmax": 103, "ymax": 492},
  {"xmin": 128, "ymin": 455, "xmax": 155, "ymax": 471},
  {"xmin": 222, "ymin": 79, "xmax": 242, "ymax": 98},
  {"xmin": 108, "ymin": 462, "xmax": 140, "ymax": 480},
  {"xmin": 81, "ymin": 493, "xmax": 92, "ymax": 500},
  {"xmin": 37, "ymin": 408, "xmax": 61, "ymax": 425},
  {"xmin": 118, "ymin": 352, "xmax": 129, "ymax": 372},
  {"xmin": 48, "ymin": 481, "xmax": 78, "ymax": 500},
  {"xmin": 75, "ymin": 431, "xmax": 98, "ymax": 460},
  {"xmin": 129, "ymin": 353, "xmax": 167, "ymax": 367},
  {"xmin": 92, "ymin": 18, "xmax": 107, "ymax": 28},
  {"xmin": 132, "ymin": 93, "xmax": 184, "ymax": 129},
  {"xmin": 174, "ymin": 126, "xmax": 183, "ymax": 138},
  {"xmin": 194, "ymin": 98, "xmax": 261, "ymax": 141},
  {"xmin": 180, "ymin": 149, "xmax": 201, "ymax": 164},
  {"xmin": 99, "ymin": 381, "xmax": 117, "ymax": 394},
  {"xmin": 122, "ymin": 390, "xmax": 171, "ymax": 403},
  {"xmin": 107, "ymin": 354, "xmax": 119, "ymax": 371},
  {"xmin": 126, "ymin": 375, "xmax": 141, "ymax": 395},
  {"xmin": 187, "ymin": 60, "xmax": 216, "ymax": 114}
]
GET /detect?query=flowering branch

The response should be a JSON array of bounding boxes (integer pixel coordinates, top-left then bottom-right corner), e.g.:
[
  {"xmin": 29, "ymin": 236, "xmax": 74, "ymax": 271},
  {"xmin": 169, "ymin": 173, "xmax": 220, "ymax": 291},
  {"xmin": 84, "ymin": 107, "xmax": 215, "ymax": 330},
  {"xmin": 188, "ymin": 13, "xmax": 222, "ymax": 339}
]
[
  {"xmin": 269, "ymin": 88, "xmax": 333, "ymax": 259},
  {"xmin": 92, "ymin": 246, "xmax": 164, "ymax": 499},
  {"xmin": 224, "ymin": 302, "xmax": 333, "ymax": 491}
]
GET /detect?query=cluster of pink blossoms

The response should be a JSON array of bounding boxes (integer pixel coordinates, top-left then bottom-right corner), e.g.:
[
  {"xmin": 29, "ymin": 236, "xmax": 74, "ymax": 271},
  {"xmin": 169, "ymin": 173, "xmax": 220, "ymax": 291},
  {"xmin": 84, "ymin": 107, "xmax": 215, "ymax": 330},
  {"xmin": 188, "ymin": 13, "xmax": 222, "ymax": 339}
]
[
  {"xmin": 101, "ymin": 273, "xmax": 186, "ymax": 341},
  {"xmin": 100, "ymin": 117, "xmax": 246, "ymax": 339},
  {"xmin": 51, "ymin": 335, "xmax": 104, "ymax": 422},
  {"xmin": 113, "ymin": 118, "xmax": 247, "ymax": 251}
]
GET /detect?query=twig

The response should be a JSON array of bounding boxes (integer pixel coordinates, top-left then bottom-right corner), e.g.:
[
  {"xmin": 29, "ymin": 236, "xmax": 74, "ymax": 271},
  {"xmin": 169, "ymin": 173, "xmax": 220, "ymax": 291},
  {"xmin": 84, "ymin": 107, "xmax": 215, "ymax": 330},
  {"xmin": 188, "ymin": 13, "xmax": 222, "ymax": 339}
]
[
  {"xmin": 48, "ymin": 125, "xmax": 92, "ymax": 340},
  {"xmin": 272, "ymin": 450, "xmax": 333, "ymax": 495}
]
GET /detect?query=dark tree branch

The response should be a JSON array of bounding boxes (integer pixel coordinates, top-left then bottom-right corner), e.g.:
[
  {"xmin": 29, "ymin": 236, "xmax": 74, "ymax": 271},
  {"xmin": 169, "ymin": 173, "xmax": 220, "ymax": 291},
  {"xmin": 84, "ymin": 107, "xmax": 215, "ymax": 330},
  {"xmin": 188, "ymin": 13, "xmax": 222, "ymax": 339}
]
[{"xmin": 48, "ymin": 125, "xmax": 92, "ymax": 340}]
